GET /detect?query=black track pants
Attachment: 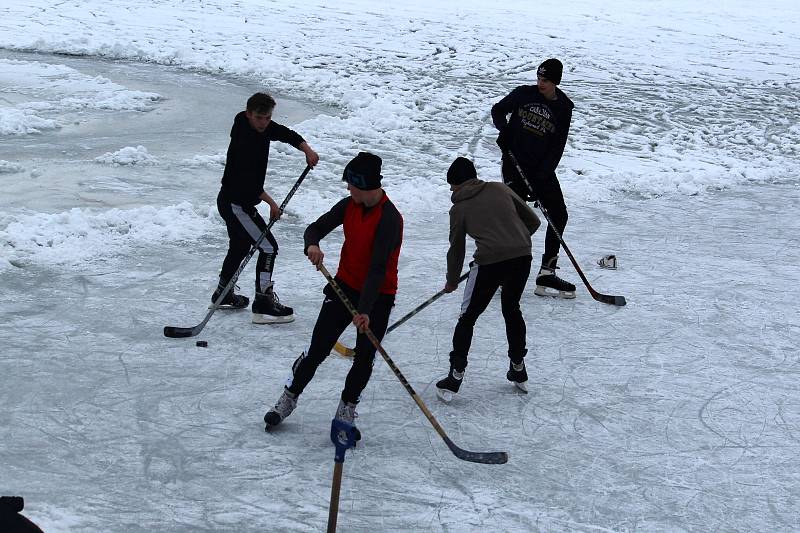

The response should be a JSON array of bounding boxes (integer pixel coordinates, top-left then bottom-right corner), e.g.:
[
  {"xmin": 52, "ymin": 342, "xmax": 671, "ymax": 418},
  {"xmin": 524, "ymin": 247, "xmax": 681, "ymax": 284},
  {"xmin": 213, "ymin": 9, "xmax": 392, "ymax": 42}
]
[
  {"xmin": 449, "ymin": 255, "xmax": 532, "ymax": 372},
  {"xmin": 502, "ymin": 157, "xmax": 568, "ymax": 262},
  {"xmin": 217, "ymin": 191, "xmax": 278, "ymax": 293},
  {"xmin": 286, "ymin": 280, "xmax": 394, "ymax": 404}
]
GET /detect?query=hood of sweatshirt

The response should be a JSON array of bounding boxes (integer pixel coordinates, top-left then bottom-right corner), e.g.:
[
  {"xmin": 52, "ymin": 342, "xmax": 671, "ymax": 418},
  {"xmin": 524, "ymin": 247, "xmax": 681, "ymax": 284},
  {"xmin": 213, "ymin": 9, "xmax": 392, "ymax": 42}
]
[{"xmin": 450, "ymin": 178, "xmax": 487, "ymax": 203}]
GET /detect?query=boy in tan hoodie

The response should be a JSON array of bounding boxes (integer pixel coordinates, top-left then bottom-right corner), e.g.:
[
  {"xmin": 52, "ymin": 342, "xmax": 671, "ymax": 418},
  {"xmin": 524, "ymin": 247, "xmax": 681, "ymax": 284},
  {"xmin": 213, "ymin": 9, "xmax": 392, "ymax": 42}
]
[{"xmin": 436, "ymin": 157, "xmax": 541, "ymax": 401}]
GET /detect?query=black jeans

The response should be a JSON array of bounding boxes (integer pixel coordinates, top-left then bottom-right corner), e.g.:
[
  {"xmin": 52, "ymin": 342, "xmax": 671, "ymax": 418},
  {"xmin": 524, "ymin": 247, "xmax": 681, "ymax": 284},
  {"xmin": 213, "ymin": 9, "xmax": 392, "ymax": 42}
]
[
  {"xmin": 502, "ymin": 156, "xmax": 568, "ymax": 262},
  {"xmin": 287, "ymin": 280, "xmax": 394, "ymax": 404},
  {"xmin": 449, "ymin": 255, "xmax": 532, "ymax": 372}
]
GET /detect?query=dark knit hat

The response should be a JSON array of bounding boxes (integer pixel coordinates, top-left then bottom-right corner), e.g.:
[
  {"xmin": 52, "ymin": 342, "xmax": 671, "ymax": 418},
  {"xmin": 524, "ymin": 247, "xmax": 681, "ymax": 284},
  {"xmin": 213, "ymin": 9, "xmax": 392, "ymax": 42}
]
[
  {"xmin": 537, "ymin": 58, "xmax": 563, "ymax": 84},
  {"xmin": 343, "ymin": 152, "xmax": 383, "ymax": 190},
  {"xmin": 447, "ymin": 157, "xmax": 478, "ymax": 185}
]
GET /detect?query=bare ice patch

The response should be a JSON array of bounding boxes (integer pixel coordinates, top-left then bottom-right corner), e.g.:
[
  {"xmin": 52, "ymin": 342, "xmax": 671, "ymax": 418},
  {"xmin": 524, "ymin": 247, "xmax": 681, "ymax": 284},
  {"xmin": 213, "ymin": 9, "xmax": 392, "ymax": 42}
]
[{"xmin": 0, "ymin": 58, "xmax": 161, "ymax": 137}]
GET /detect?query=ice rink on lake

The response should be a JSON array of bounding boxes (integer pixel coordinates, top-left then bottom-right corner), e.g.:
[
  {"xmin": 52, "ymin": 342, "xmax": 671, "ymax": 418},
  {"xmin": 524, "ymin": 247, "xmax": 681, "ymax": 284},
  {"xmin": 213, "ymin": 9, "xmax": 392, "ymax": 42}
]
[{"xmin": 1, "ymin": 1, "xmax": 799, "ymax": 531}]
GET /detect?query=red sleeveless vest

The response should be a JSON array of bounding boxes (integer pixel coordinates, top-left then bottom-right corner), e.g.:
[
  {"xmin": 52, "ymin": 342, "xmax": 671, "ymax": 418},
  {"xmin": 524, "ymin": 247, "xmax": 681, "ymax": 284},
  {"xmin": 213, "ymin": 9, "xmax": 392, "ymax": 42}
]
[{"xmin": 336, "ymin": 194, "xmax": 401, "ymax": 294}]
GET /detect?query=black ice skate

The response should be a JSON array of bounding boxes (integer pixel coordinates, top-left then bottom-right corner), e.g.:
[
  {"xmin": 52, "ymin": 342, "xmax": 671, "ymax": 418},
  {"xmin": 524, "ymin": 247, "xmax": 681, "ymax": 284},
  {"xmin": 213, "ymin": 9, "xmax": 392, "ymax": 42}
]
[
  {"xmin": 334, "ymin": 399, "xmax": 362, "ymax": 442},
  {"xmin": 506, "ymin": 360, "xmax": 528, "ymax": 393},
  {"xmin": 210, "ymin": 284, "xmax": 249, "ymax": 309},
  {"xmin": 264, "ymin": 388, "xmax": 298, "ymax": 429},
  {"xmin": 252, "ymin": 286, "xmax": 294, "ymax": 324},
  {"xmin": 436, "ymin": 368, "xmax": 464, "ymax": 403},
  {"xmin": 534, "ymin": 255, "xmax": 576, "ymax": 299}
]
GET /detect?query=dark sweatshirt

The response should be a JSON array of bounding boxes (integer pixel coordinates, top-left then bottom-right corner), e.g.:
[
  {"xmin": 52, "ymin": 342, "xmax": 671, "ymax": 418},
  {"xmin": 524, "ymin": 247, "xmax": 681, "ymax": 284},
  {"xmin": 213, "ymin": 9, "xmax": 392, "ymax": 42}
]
[
  {"xmin": 491, "ymin": 85, "xmax": 574, "ymax": 179},
  {"xmin": 219, "ymin": 111, "xmax": 305, "ymax": 207}
]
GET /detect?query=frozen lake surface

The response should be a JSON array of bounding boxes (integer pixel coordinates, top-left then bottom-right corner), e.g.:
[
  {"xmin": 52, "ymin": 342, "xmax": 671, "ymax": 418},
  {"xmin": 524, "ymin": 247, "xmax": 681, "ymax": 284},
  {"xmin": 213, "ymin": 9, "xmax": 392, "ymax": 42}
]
[{"xmin": 1, "ymin": 1, "xmax": 799, "ymax": 530}]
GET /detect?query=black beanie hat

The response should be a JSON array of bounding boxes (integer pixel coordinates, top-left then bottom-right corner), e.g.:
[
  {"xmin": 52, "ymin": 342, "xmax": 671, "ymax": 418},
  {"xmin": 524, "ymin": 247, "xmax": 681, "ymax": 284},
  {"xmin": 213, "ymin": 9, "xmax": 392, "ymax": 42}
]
[
  {"xmin": 537, "ymin": 58, "xmax": 563, "ymax": 85},
  {"xmin": 447, "ymin": 157, "xmax": 478, "ymax": 185},
  {"xmin": 343, "ymin": 152, "xmax": 383, "ymax": 190}
]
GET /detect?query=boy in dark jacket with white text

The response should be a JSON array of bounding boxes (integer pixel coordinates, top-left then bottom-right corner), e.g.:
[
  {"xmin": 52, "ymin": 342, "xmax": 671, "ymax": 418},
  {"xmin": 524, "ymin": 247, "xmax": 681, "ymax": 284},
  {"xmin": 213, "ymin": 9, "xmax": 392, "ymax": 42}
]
[{"xmin": 492, "ymin": 58, "xmax": 576, "ymax": 299}]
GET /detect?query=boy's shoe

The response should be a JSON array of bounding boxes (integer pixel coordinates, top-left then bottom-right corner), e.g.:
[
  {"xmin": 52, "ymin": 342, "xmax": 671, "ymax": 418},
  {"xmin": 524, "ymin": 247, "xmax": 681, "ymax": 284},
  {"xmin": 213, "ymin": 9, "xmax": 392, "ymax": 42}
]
[
  {"xmin": 436, "ymin": 367, "xmax": 464, "ymax": 403},
  {"xmin": 506, "ymin": 360, "xmax": 528, "ymax": 393},
  {"xmin": 334, "ymin": 399, "xmax": 359, "ymax": 425},
  {"xmin": 334, "ymin": 399, "xmax": 362, "ymax": 442},
  {"xmin": 210, "ymin": 285, "xmax": 249, "ymax": 309},
  {"xmin": 534, "ymin": 255, "xmax": 576, "ymax": 299},
  {"xmin": 264, "ymin": 389, "xmax": 298, "ymax": 429},
  {"xmin": 252, "ymin": 287, "xmax": 294, "ymax": 324}
]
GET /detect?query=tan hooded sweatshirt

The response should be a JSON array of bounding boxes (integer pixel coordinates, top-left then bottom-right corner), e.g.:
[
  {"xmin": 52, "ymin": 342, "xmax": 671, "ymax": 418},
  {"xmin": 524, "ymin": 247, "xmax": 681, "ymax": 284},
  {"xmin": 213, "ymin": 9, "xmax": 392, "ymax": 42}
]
[{"xmin": 447, "ymin": 179, "xmax": 540, "ymax": 285}]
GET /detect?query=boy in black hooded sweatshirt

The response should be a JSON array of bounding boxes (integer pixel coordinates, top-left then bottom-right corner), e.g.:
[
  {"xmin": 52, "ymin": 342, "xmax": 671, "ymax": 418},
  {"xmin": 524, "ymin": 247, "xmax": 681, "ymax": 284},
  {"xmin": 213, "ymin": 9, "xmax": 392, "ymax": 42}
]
[{"xmin": 214, "ymin": 92, "xmax": 319, "ymax": 324}]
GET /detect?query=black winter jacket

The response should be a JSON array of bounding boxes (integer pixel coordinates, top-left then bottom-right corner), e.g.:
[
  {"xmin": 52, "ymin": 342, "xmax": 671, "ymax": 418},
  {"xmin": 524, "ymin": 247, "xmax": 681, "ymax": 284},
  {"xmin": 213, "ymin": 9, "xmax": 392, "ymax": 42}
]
[
  {"xmin": 219, "ymin": 111, "xmax": 305, "ymax": 206},
  {"xmin": 491, "ymin": 85, "xmax": 574, "ymax": 179}
]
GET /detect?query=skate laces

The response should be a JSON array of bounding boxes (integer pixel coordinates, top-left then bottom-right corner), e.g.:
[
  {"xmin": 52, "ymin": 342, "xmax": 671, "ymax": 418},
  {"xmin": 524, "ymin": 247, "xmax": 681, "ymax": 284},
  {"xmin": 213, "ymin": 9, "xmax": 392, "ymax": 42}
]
[
  {"xmin": 274, "ymin": 390, "xmax": 297, "ymax": 416},
  {"xmin": 268, "ymin": 289, "xmax": 287, "ymax": 310},
  {"xmin": 336, "ymin": 401, "xmax": 358, "ymax": 423},
  {"xmin": 539, "ymin": 266, "xmax": 568, "ymax": 283}
]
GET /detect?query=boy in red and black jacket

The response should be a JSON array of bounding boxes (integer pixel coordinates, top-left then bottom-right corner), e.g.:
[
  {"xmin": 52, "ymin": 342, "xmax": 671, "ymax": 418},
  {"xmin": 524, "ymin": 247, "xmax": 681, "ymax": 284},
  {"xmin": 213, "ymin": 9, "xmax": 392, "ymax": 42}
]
[{"xmin": 264, "ymin": 152, "xmax": 403, "ymax": 434}]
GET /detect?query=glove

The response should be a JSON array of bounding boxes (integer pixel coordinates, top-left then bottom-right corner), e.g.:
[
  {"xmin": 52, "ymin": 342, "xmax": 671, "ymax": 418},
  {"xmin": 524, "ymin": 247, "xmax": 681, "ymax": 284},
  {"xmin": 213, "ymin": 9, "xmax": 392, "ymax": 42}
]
[{"xmin": 496, "ymin": 127, "xmax": 512, "ymax": 152}]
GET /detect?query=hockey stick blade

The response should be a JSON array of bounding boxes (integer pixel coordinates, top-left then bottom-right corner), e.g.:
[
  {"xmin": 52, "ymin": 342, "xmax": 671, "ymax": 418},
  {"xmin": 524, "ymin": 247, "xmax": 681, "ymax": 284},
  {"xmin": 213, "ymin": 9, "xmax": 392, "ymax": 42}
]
[
  {"xmin": 334, "ymin": 271, "xmax": 470, "ymax": 356},
  {"xmin": 592, "ymin": 291, "xmax": 627, "ymax": 307},
  {"xmin": 505, "ymin": 151, "xmax": 627, "ymax": 307},
  {"xmin": 163, "ymin": 325, "xmax": 199, "ymax": 338},
  {"xmin": 319, "ymin": 264, "xmax": 508, "ymax": 466},
  {"xmin": 444, "ymin": 437, "xmax": 508, "ymax": 465},
  {"xmin": 333, "ymin": 341, "xmax": 355, "ymax": 358}
]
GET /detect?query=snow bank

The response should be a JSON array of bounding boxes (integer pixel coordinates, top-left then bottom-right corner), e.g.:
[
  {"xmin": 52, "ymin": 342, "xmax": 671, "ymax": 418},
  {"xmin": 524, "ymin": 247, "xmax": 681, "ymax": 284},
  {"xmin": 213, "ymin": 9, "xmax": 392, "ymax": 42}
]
[{"xmin": 0, "ymin": 202, "xmax": 219, "ymax": 269}]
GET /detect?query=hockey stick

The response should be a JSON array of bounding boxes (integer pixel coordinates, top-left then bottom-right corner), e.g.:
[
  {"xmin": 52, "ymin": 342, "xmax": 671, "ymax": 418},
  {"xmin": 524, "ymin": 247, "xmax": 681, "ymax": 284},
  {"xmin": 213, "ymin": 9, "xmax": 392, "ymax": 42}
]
[
  {"xmin": 506, "ymin": 151, "xmax": 626, "ymax": 306},
  {"xmin": 327, "ymin": 419, "xmax": 358, "ymax": 532},
  {"xmin": 319, "ymin": 264, "xmax": 508, "ymax": 465},
  {"xmin": 327, "ymin": 462, "xmax": 343, "ymax": 533},
  {"xmin": 164, "ymin": 165, "xmax": 313, "ymax": 338},
  {"xmin": 333, "ymin": 271, "xmax": 470, "ymax": 357}
]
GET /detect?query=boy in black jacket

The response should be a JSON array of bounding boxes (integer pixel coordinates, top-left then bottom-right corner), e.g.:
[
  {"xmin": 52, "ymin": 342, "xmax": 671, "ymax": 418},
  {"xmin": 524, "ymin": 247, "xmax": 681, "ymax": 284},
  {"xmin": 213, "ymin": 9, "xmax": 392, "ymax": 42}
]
[
  {"xmin": 491, "ymin": 58, "xmax": 576, "ymax": 299},
  {"xmin": 214, "ymin": 92, "xmax": 319, "ymax": 323}
]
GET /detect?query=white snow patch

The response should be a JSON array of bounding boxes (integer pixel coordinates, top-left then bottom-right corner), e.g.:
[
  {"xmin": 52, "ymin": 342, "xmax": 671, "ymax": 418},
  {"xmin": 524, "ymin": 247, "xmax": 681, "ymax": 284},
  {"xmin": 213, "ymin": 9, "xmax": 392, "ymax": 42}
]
[
  {"xmin": 0, "ymin": 160, "xmax": 25, "ymax": 173},
  {"xmin": 0, "ymin": 202, "xmax": 219, "ymax": 269},
  {"xmin": 0, "ymin": 106, "xmax": 59, "ymax": 135},
  {"xmin": 94, "ymin": 145, "xmax": 158, "ymax": 166},
  {"xmin": 180, "ymin": 152, "xmax": 226, "ymax": 168},
  {"xmin": 0, "ymin": 58, "xmax": 160, "ymax": 136}
]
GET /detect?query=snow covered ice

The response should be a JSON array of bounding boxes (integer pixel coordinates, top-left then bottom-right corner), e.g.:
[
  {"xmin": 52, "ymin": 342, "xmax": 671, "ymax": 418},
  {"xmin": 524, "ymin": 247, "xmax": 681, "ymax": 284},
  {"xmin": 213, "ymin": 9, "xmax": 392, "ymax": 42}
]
[{"xmin": 1, "ymin": 0, "xmax": 799, "ymax": 531}]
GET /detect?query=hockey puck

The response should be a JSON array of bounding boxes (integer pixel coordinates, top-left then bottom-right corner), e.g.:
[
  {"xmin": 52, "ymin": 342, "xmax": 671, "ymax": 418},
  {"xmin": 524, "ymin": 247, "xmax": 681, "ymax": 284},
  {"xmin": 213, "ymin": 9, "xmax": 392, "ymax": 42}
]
[{"xmin": 196, "ymin": 340, "xmax": 208, "ymax": 347}]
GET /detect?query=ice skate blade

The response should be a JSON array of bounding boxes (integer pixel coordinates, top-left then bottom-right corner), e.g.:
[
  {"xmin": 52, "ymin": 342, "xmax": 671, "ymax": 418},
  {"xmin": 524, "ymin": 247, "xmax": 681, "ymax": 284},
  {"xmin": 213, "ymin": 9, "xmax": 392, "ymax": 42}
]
[
  {"xmin": 209, "ymin": 303, "xmax": 248, "ymax": 310},
  {"xmin": 436, "ymin": 387, "xmax": 456, "ymax": 403},
  {"xmin": 512, "ymin": 381, "xmax": 529, "ymax": 393},
  {"xmin": 252, "ymin": 313, "xmax": 295, "ymax": 324},
  {"xmin": 534, "ymin": 286, "xmax": 576, "ymax": 299}
]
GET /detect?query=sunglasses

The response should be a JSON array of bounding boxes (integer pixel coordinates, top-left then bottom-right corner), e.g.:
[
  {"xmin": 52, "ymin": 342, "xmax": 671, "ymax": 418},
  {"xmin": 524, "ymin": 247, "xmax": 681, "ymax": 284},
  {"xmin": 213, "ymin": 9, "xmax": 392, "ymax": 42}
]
[{"xmin": 343, "ymin": 168, "xmax": 379, "ymax": 189}]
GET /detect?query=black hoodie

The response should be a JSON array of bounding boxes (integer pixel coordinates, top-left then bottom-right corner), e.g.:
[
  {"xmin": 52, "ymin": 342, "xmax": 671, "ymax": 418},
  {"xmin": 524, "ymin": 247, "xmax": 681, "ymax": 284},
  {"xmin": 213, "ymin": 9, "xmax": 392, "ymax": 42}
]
[
  {"xmin": 491, "ymin": 85, "xmax": 574, "ymax": 179},
  {"xmin": 219, "ymin": 111, "xmax": 305, "ymax": 207}
]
